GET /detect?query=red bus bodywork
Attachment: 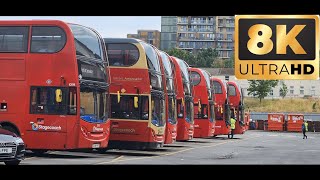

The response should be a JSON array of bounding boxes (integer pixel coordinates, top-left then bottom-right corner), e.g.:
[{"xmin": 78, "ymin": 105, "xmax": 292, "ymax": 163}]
[
  {"xmin": 0, "ymin": 20, "xmax": 110, "ymax": 151},
  {"xmin": 170, "ymin": 56, "xmax": 194, "ymax": 141},
  {"xmin": 227, "ymin": 81, "xmax": 246, "ymax": 135},
  {"xmin": 211, "ymin": 78, "xmax": 230, "ymax": 136},
  {"xmin": 158, "ymin": 51, "xmax": 177, "ymax": 144},
  {"xmin": 190, "ymin": 68, "xmax": 215, "ymax": 138},
  {"xmin": 105, "ymin": 38, "xmax": 165, "ymax": 149}
]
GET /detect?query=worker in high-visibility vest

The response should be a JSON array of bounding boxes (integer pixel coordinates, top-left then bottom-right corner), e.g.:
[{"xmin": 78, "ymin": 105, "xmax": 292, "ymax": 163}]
[
  {"xmin": 228, "ymin": 114, "xmax": 236, "ymax": 139},
  {"xmin": 302, "ymin": 120, "xmax": 308, "ymax": 139}
]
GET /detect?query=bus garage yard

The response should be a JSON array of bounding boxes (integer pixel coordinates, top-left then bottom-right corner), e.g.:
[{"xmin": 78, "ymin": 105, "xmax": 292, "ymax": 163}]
[{"xmin": 17, "ymin": 130, "xmax": 320, "ymax": 165}]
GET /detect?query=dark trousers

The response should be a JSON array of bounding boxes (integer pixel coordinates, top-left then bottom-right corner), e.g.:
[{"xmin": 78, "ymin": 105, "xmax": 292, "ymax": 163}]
[
  {"xmin": 303, "ymin": 130, "xmax": 307, "ymax": 139},
  {"xmin": 228, "ymin": 129, "xmax": 234, "ymax": 139}
]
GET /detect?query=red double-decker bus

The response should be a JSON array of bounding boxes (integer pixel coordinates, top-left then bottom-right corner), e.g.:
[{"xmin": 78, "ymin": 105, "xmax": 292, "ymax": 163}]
[
  {"xmin": 227, "ymin": 81, "xmax": 246, "ymax": 134},
  {"xmin": 0, "ymin": 20, "xmax": 110, "ymax": 153},
  {"xmin": 211, "ymin": 77, "xmax": 230, "ymax": 136},
  {"xmin": 190, "ymin": 68, "xmax": 215, "ymax": 138},
  {"xmin": 105, "ymin": 38, "xmax": 165, "ymax": 149},
  {"xmin": 158, "ymin": 51, "xmax": 177, "ymax": 144},
  {"xmin": 169, "ymin": 56, "xmax": 194, "ymax": 141}
]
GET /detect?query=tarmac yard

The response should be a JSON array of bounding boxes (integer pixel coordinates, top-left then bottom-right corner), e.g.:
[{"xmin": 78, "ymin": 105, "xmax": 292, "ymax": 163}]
[{"xmin": 12, "ymin": 131, "xmax": 320, "ymax": 165}]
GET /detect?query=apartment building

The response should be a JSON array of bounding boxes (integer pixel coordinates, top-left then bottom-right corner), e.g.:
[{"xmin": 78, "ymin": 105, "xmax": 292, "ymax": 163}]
[
  {"xmin": 160, "ymin": 16, "xmax": 234, "ymax": 59},
  {"xmin": 127, "ymin": 30, "xmax": 161, "ymax": 48}
]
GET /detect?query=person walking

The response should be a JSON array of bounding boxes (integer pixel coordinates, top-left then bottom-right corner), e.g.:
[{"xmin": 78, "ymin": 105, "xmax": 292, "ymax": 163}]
[
  {"xmin": 228, "ymin": 115, "xmax": 236, "ymax": 139},
  {"xmin": 302, "ymin": 120, "xmax": 308, "ymax": 139}
]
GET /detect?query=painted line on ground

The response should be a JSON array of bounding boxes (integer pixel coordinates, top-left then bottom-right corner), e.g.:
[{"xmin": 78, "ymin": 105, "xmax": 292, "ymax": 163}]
[{"xmin": 96, "ymin": 135, "xmax": 261, "ymax": 164}]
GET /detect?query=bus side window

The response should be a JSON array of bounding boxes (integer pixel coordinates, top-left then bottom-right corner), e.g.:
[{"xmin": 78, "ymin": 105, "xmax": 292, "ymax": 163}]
[
  {"xmin": 68, "ymin": 88, "xmax": 77, "ymax": 115},
  {"xmin": 30, "ymin": 26, "xmax": 66, "ymax": 53}
]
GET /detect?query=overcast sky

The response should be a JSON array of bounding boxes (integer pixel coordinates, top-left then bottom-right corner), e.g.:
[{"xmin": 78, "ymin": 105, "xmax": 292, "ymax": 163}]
[{"xmin": 0, "ymin": 16, "xmax": 161, "ymax": 38}]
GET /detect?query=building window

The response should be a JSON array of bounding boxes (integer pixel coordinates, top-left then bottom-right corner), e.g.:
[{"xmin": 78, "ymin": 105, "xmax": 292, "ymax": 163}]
[
  {"xmin": 148, "ymin": 32, "xmax": 153, "ymax": 39},
  {"xmin": 269, "ymin": 90, "xmax": 273, "ymax": 96},
  {"xmin": 300, "ymin": 90, "xmax": 304, "ymax": 95},
  {"xmin": 311, "ymin": 90, "xmax": 315, "ymax": 96},
  {"xmin": 290, "ymin": 86, "xmax": 294, "ymax": 89},
  {"xmin": 300, "ymin": 86, "xmax": 304, "ymax": 89},
  {"xmin": 290, "ymin": 90, "xmax": 294, "ymax": 94}
]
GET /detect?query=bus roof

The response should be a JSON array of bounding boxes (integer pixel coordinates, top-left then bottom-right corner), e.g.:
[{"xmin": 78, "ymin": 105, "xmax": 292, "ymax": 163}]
[
  {"xmin": 103, "ymin": 38, "xmax": 142, "ymax": 44},
  {"xmin": 0, "ymin": 20, "xmax": 70, "ymax": 25}
]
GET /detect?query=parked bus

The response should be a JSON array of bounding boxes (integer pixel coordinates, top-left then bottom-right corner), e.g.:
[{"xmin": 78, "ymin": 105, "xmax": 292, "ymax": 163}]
[
  {"xmin": 0, "ymin": 20, "xmax": 110, "ymax": 153},
  {"xmin": 190, "ymin": 68, "xmax": 215, "ymax": 138},
  {"xmin": 227, "ymin": 81, "xmax": 245, "ymax": 134},
  {"xmin": 169, "ymin": 56, "xmax": 194, "ymax": 141},
  {"xmin": 211, "ymin": 77, "xmax": 230, "ymax": 136},
  {"xmin": 104, "ymin": 38, "xmax": 165, "ymax": 149},
  {"xmin": 158, "ymin": 51, "xmax": 177, "ymax": 144}
]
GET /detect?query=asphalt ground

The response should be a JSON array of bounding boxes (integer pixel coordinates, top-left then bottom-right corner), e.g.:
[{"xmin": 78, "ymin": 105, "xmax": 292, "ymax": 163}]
[{"xmin": 3, "ymin": 130, "xmax": 319, "ymax": 165}]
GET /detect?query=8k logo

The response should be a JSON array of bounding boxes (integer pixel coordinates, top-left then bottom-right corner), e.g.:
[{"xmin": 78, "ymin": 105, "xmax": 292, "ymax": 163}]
[{"xmin": 235, "ymin": 15, "xmax": 319, "ymax": 80}]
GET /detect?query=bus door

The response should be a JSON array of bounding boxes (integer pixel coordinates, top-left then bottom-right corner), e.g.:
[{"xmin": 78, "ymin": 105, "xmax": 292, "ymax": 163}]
[{"xmin": 25, "ymin": 87, "xmax": 69, "ymax": 149}]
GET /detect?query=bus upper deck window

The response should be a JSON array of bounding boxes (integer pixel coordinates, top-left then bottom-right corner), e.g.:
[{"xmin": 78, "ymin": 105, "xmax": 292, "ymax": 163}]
[{"xmin": 31, "ymin": 26, "xmax": 66, "ymax": 53}]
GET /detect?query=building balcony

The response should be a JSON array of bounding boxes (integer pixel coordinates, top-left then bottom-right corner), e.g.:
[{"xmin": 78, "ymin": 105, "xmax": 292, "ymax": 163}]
[
  {"xmin": 216, "ymin": 38, "xmax": 233, "ymax": 42},
  {"xmin": 178, "ymin": 37, "xmax": 215, "ymax": 41},
  {"xmin": 177, "ymin": 28, "xmax": 214, "ymax": 33},
  {"xmin": 177, "ymin": 20, "xmax": 188, "ymax": 24},
  {"xmin": 190, "ymin": 20, "xmax": 214, "ymax": 24}
]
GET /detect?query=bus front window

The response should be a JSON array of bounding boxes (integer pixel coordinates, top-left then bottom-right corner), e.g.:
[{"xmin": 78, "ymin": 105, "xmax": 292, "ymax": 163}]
[
  {"xmin": 185, "ymin": 98, "xmax": 193, "ymax": 124},
  {"xmin": 177, "ymin": 99, "xmax": 184, "ymax": 118},
  {"xmin": 194, "ymin": 104, "xmax": 208, "ymax": 119},
  {"xmin": 209, "ymin": 104, "xmax": 215, "ymax": 122},
  {"xmin": 110, "ymin": 95, "xmax": 149, "ymax": 120},
  {"xmin": 151, "ymin": 95, "xmax": 165, "ymax": 127},
  {"xmin": 168, "ymin": 95, "xmax": 177, "ymax": 124},
  {"xmin": 80, "ymin": 89, "xmax": 107, "ymax": 122}
]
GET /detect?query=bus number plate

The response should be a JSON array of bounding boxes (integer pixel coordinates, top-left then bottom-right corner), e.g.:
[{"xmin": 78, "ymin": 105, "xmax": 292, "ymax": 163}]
[{"xmin": 92, "ymin": 143, "xmax": 100, "ymax": 148}]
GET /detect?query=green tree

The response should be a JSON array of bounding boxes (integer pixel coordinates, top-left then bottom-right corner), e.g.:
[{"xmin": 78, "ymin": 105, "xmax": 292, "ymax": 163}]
[
  {"xmin": 224, "ymin": 53, "xmax": 234, "ymax": 68},
  {"xmin": 247, "ymin": 80, "xmax": 279, "ymax": 103},
  {"xmin": 211, "ymin": 58, "xmax": 225, "ymax": 68},
  {"xmin": 279, "ymin": 81, "xmax": 288, "ymax": 99},
  {"xmin": 195, "ymin": 48, "xmax": 218, "ymax": 67}
]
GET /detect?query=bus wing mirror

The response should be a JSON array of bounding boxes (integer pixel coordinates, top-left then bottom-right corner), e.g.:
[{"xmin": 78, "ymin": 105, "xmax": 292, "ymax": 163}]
[
  {"xmin": 152, "ymin": 100, "xmax": 155, "ymax": 111},
  {"xmin": 198, "ymin": 99, "xmax": 201, "ymax": 113},
  {"xmin": 171, "ymin": 98, "xmax": 175, "ymax": 111},
  {"xmin": 134, "ymin": 96, "xmax": 139, "ymax": 108},
  {"xmin": 55, "ymin": 89, "xmax": 63, "ymax": 103},
  {"xmin": 117, "ymin": 91, "xmax": 121, "ymax": 103}
]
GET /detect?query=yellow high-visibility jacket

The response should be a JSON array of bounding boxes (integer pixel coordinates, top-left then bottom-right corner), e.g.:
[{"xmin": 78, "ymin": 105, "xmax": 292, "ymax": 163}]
[{"xmin": 230, "ymin": 118, "xmax": 236, "ymax": 130}]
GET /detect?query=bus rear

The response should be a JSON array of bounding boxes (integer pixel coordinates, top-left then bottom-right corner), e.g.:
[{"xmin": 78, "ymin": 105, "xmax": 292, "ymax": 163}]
[
  {"xmin": 227, "ymin": 81, "xmax": 246, "ymax": 134},
  {"xmin": 159, "ymin": 51, "xmax": 177, "ymax": 144},
  {"xmin": 190, "ymin": 68, "xmax": 215, "ymax": 138},
  {"xmin": 0, "ymin": 20, "xmax": 110, "ymax": 152},
  {"xmin": 170, "ymin": 56, "xmax": 194, "ymax": 141},
  {"xmin": 211, "ymin": 77, "xmax": 230, "ymax": 136},
  {"xmin": 105, "ymin": 38, "xmax": 165, "ymax": 150}
]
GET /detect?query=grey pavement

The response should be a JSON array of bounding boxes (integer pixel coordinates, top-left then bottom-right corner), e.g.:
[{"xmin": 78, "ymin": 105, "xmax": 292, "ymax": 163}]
[{"xmin": 3, "ymin": 130, "xmax": 318, "ymax": 165}]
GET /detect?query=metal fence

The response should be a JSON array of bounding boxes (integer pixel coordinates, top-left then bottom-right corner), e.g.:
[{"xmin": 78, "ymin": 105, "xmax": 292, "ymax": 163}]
[{"xmin": 250, "ymin": 112, "xmax": 320, "ymax": 121}]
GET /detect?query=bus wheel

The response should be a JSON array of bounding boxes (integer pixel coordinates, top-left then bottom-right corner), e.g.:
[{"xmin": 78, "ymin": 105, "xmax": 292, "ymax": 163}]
[
  {"xmin": 5, "ymin": 160, "xmax": 21, "ymax": 165},
  {"xmin": 2, "ymin": 126, "xmax": 19, "ymax": 137},
  {"xmin": 97, "ymin": 148, "xmax": 107, "ymax": 153},
  {"xmin": 32, "ymin": 150, "xmax": 48, "ymax": 156}
]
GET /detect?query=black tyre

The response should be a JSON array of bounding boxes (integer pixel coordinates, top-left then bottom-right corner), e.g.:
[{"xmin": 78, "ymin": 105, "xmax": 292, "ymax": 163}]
[
  {"xmin": 4, "ymin": 160, "xmax": 21, "ymax": 165},
  {"xmin": 32, "ymin": 150, "xmax": 48, "ymax": 156}
]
